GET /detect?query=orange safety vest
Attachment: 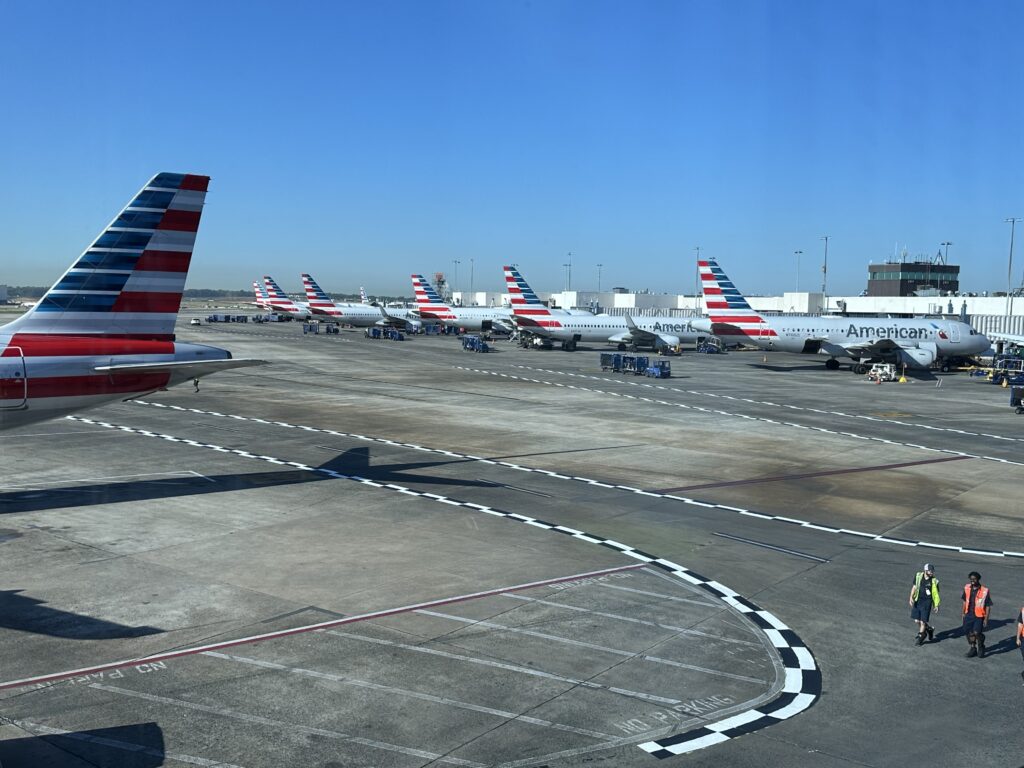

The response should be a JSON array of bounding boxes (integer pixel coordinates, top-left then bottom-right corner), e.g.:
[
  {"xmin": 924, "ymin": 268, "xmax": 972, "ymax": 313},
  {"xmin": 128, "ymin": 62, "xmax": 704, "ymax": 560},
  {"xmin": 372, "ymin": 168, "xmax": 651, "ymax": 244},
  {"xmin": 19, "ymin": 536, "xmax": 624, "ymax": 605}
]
[
  {"xmin": 962, "ymin": 584, "xmax": 990, "ymax": 618},
  {"xmin": 1018, "ymin": 608, "xmax": 1024, "ymax": 639}
]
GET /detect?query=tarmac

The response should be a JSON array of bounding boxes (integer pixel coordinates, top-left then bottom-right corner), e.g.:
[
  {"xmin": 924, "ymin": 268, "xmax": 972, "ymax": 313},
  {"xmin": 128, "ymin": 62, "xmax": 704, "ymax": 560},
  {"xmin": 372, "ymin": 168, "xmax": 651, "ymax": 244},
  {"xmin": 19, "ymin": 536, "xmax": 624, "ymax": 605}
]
[{"xmin": 1, "ymin": 315, "xmax": 1022, "ymax": 767}]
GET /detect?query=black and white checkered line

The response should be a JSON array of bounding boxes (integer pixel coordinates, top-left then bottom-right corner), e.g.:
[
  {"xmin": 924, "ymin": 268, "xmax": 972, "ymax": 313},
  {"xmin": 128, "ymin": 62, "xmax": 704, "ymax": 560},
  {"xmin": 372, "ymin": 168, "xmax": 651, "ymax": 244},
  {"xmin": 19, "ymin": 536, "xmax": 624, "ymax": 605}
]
[
  {"xmin": 67, "ymin": 413, "xmax": 819, "ymax": 759},
  {"xmin": 125, "ymin": 401, "xmax": 1024, "ymax": 559},
  {"xmin": 512, "ymin": 364, "xmax": 1024, "ymax": 445},
  {"xmin": 456, "ymin": 366, "xmax": 1024, "ymax": 469}
]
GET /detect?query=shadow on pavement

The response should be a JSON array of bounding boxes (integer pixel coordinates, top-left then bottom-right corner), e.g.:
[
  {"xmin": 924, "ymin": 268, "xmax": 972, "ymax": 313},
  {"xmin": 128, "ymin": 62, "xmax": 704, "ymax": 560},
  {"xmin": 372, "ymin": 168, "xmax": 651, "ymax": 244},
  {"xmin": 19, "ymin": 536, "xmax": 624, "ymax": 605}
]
[
  {"xmin": 0, "ymin": 590, "xmax": 162, "ymax": 640},
  {"xmin": 0, "ymin": 722, "xmax": 165, "ymax": 768}
]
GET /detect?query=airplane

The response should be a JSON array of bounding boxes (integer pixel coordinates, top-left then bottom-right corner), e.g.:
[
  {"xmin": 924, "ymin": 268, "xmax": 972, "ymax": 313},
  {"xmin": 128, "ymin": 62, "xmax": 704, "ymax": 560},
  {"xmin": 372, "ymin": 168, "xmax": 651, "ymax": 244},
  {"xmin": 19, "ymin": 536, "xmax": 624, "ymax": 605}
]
[
  {"xmin": 503, "ymin": 266, "xmax": 704, "ymax": 352},
  {"xmin": 252, "ymin": 280, "xmax": 272, "ymax": 309},
  {"xmin": 261, "ymin": 276, "xmax": 313, "ymax": 319},
  {"xmin": 691, "ymin": 257, "xmax": 990, "ymax": 372},
  {"xmin": 0, "ymin": 172, "xmax": 262, "ymax": 431},
  {"xmin": 300, "ymin": 273, "xmax": 420, "ymax": 330},
  {"xmin": 359, "ymin": 286, "xmax": 369, "ymax": 304},
  {"xmin": 411, "ymin": 274, "xmax": 514, "ymax": 333}
]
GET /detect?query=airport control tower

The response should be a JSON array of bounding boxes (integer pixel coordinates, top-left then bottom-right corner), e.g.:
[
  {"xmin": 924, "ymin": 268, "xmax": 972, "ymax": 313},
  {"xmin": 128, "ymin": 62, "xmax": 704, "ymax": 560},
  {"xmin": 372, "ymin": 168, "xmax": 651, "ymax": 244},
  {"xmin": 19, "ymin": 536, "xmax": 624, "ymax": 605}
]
[{"xmin": 866, "ymin": 255, "xmax": 960, "ymax": 297}]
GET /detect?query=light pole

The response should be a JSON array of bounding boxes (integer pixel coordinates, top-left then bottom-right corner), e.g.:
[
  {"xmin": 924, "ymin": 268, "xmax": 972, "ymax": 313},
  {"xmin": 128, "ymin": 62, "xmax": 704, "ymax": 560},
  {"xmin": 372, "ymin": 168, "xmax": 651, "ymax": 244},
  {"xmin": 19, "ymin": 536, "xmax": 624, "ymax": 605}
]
[
  {"xmin": 820, "ymin": 235, "xmax": 830, "ymax": 310},
  {"xmin": 940, "ymin": 241, "xmax": 952, "ymax": 264},
  {"xmin": 596, "ymin": 263, "xmax": 603, "ymax": 293},
  {"xmin": 452, "ymin": 260, "xmax": 460, "ymax": 301},
  {"xmin": 469, "ymin": 258, "xmax": 474, "ymax": 297},
  {"xmin": 794, "ymin": 250, "xmax": 803, "ymax": 292},
  {"xmin": 1007, "ymin": 218, "xmax": 1020, "ymax": 316},
  {"xmin": 563, "ymin": 252, "xmax": 573, "ymax": 291},
  {"xmin": 694, "ymin": 246, "xmax": 701, "ymax": 310}
]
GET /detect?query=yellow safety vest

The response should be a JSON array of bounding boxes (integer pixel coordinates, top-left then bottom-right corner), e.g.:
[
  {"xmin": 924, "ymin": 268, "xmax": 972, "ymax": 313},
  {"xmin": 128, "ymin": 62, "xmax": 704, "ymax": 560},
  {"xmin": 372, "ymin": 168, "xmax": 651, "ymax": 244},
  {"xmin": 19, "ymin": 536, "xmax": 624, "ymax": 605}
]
[{"xmin": 911, "ymin": 572, "xmax": 940, "ymax": 607}]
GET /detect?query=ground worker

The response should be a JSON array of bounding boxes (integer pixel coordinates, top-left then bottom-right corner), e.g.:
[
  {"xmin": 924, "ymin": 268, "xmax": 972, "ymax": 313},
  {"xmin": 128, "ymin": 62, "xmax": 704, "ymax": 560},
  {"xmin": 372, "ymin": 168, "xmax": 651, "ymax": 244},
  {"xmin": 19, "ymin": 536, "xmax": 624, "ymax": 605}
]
[
  {"xmin": 961, "ymin": 571, "xmax": 992, "ymax": 658},
  {"xmin": 1017, "ymin": 604, "xmax": 1024, "ymax": 683},
  {"xmin": 908, "ymin": 563, "xmax": 939, "ymax": 645}
]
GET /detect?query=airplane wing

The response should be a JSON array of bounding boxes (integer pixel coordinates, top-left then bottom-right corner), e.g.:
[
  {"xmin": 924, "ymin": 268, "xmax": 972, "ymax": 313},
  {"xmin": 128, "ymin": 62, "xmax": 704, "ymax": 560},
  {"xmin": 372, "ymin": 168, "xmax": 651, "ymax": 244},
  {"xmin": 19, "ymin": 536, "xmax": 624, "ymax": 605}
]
[
  {"xmin": 511, "ymin": 315, "xmax": 557, "ymax": 337},
  {"xmin": 94, "ymin": 359, "xmax": 267, "ymax": 388},
  {"xmin": 609, "ymin": 314, "xmax": 685, "ymax": 348}
]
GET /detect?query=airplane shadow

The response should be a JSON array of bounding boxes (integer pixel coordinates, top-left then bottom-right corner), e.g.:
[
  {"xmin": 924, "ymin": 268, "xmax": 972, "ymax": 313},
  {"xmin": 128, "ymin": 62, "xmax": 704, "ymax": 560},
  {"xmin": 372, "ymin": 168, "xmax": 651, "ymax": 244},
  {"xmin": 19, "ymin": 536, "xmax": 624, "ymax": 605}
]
[
  {"xmin": 0, "ymin": 590, "xmax": 162, "ymax": 640},
  {"xmin": 746, "ymin": 363, "xmax": 842, "ymax": 373},
  {"xmin": 0, "ymin": 722, "xmax": 166, "ymax": 768},
  {"xmin": 746, "ymin": 362, "xmax": 940, "ymax": 380},
  {"xmin": 0, "ymin": 447, "xmax": 491, "ymax": 516}
]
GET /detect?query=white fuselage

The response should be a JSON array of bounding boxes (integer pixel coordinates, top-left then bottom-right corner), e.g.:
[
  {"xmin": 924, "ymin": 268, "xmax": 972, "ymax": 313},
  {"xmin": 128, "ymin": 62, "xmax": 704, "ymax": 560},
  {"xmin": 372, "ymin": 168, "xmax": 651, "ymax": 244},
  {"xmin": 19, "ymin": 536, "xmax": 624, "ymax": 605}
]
[
  {"xmin": 438, "ymin": 307, "xmax": 514, "ymax": 332},
  {"xmin": 0, "ymin": 329, "xmax": 233, "ymax": 431},
  {"xmin": 694, "ymin": 316, "xmax": 989, "ymax": 365},
  {"xmin": 523, "ymin": 314, "xmax": 704, "ymax": 347}
]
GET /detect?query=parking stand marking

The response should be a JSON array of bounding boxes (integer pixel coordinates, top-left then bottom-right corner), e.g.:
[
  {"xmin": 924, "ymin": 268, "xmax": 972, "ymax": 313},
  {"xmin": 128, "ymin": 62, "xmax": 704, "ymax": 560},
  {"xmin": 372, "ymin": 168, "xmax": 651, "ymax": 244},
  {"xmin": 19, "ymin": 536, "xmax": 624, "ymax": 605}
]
[{"xmin": 54, "ymin": 415, "xmax": 821, "ymax": 759}]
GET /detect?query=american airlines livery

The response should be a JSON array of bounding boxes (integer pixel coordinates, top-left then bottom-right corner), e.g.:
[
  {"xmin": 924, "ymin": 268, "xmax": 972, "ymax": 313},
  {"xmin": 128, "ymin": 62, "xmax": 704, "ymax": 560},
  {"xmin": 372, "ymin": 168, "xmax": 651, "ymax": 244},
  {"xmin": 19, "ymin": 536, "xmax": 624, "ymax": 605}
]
[
  {"xmin": 411, "ymin": 274, "xmax": 514, "ymax": 332},
  {"xmin": 0, "ymin": 172, "xmax": 262, "ymax": 432},
  {"xmin": 261, "ymin": 275, "xmax": 312, "ymax": 319},
  {"xmin": 253, "ymin": 280, "xmax": 268, "ymax": 308},
  {"xmin": 693, "ymin": 258, "xmax": 990, "ymax": 371},
  {"xmin": 300, "ymin": 273, "xmax": 394, "ymax": 327},
  {"xmin": 504, "ymin": 266, "xmax": 703, "ymax": 352}
]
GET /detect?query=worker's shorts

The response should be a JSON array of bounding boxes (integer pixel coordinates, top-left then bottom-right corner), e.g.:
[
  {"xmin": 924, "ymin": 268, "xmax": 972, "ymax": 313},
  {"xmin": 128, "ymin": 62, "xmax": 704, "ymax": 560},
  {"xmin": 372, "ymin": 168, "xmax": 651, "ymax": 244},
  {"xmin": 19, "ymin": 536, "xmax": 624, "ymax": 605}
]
[
  {"xmin": 962, "ymin": 616, "xmax": 985, "ymax": 635},
  {"xmin": 910, "ymin": 603, "xmax": 932, "ymax": 622}
]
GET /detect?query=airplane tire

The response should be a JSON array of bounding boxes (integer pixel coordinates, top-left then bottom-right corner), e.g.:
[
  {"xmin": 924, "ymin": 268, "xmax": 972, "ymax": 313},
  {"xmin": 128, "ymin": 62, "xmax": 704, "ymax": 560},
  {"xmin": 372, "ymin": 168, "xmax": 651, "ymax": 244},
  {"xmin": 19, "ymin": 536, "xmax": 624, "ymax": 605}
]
[
  {"xmin": 566, "ymin": 340, "xmax": 577, "ymax": 351},
  {"xmin": 853, "ymin": 363, "xmax": 869, "ymax": 375},
  {"xmin": 940, "ymin": 362, "xmax": 951, "ymax": 373},
  {"xmin": 617, "ymin": 343, "xmax": 626, "ymax": 351},
  {"xmin": 825, "ymin": 358, "xmax": 840, "ymax": 370}
]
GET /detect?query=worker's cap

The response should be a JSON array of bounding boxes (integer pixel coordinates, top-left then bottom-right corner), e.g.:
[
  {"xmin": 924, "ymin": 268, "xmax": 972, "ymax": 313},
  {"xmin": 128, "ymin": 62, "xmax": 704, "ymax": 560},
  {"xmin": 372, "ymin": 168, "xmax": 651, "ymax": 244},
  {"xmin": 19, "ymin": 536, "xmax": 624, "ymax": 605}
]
[{"xmin": 923, "ymin": 563, "xmax": 935, "ymax": 572}]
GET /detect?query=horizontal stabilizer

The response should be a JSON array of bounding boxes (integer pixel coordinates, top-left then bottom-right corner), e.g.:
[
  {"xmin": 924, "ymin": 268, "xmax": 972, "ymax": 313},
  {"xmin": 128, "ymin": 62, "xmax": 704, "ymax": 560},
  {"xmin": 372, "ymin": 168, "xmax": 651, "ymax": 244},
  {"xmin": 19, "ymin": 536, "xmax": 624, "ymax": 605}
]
[{"xmin": 94, "ymin": 358, "xmax": 266, "ymax": 384}]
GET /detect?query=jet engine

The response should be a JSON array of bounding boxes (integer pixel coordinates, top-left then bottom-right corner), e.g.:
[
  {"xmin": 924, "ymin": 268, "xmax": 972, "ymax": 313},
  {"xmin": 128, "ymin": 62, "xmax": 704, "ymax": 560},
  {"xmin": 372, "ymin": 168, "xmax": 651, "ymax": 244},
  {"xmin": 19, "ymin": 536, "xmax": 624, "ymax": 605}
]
[{"xmin": 897, "ymin": 346, "xmax": 936, "ymax": 369}]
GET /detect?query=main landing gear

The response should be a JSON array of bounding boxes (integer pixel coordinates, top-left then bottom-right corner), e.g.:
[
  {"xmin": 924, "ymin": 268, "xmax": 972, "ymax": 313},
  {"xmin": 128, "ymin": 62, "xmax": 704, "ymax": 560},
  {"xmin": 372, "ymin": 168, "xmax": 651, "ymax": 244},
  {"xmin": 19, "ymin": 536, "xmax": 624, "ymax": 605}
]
[{"xmin": 824, "ymin": 358, "xmax": 840, "ymax": 370}]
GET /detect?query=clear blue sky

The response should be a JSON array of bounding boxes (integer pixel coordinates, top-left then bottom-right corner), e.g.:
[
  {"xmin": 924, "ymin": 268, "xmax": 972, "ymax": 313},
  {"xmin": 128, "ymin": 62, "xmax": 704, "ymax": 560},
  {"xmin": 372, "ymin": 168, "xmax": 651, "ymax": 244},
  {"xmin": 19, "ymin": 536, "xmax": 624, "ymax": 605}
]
[{"xmin": 2, "ymin": 1, "xmax": 1022, "ymax": 296}]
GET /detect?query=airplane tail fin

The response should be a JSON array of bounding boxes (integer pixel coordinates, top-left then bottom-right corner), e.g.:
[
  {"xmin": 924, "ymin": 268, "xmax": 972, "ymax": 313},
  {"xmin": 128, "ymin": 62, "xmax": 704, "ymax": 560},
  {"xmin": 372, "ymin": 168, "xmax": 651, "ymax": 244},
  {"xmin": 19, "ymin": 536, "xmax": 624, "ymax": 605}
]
[
  {"xmin": 503, "ymin": 266, "xmax": 556, "ymax": 315},
  {"xmin": 359, "ymin": 286, "xmax": 369, "ymax": 304},
  {"xmin": 411, "ymin": 274, "xmax": 455, "ymax": 320},
  {"xmin": 262, "ymin": 275, "xmax": 304, "ymax": 314},
  {"xmin": 300, "ymin": 273, "xmax": 341, "ymax": 315},
  {"xmin": 253, "ymin": 280, "xmax": 270, "ymax": 307},
  {"xmin": 6, "ymin": 173, "xmax": 209, "ymax": 340},
  {"xmin": 699, "ymin": 258, "xmax": 771, "ymax": 337}
]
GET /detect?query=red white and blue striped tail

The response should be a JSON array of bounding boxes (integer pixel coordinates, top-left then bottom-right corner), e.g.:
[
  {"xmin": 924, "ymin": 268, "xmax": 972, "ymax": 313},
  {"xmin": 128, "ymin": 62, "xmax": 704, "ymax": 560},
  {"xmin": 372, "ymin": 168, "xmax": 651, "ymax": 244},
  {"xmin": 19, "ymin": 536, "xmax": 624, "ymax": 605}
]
[
  {"xmin": 411, "ymin": 274, "xmax": 456, "ymax": 321},
  {"xmin": 300, "ymin": 273, "xmax": 342, "ymax": 316},
  {"xmin": 699, "ymin": 258, "xmax": 774, "ymax": 338},
  {"xmin": 502, "ymin": 265, "xmax": 562, "ymax": 328},
  {"xmin": 262, "ymin": 275, "xmax": 305, "ymax": 314},
  {"xmin": 253, "ymin": 280, "xmax": 271, "ymax": 308},
  {"xmin": 7, "ymin": 173, "xmax": 208, "ymax": 340}
]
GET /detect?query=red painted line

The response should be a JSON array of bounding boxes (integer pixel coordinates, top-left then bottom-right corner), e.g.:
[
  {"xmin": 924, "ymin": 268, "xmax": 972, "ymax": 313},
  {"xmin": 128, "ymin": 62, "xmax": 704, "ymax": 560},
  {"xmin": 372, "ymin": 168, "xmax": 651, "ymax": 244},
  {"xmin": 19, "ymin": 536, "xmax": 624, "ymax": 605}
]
[
  {"xmin": 0, "ymin": 563, "xmax": 646, "ymax": 692},
  {"xmin": 653, "ymin": 455, "xmax": 972, "ymax": 493}
]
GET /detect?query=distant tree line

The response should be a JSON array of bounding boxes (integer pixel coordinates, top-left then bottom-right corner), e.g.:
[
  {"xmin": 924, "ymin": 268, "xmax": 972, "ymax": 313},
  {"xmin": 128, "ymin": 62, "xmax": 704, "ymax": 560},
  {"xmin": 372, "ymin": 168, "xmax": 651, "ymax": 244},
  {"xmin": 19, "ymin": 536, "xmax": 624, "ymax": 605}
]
[{"xmin": 4, "ymin": 285, "xmax": 412, "ymax": 303}]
